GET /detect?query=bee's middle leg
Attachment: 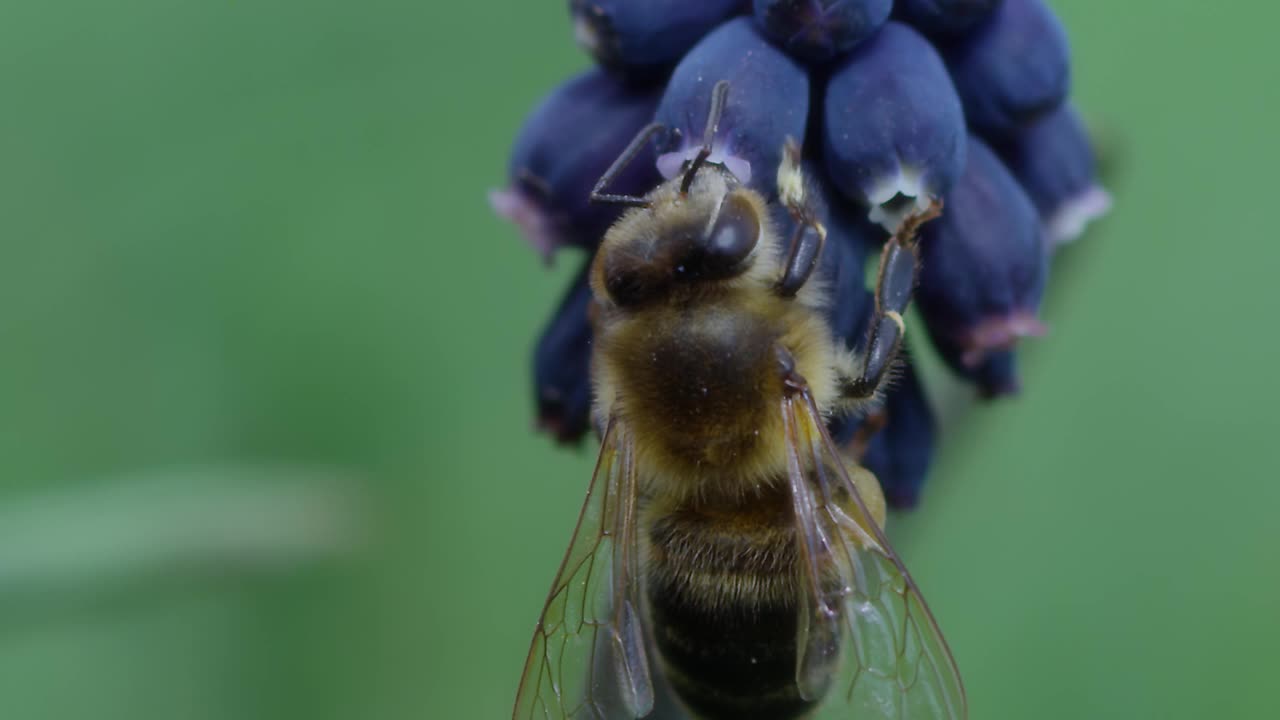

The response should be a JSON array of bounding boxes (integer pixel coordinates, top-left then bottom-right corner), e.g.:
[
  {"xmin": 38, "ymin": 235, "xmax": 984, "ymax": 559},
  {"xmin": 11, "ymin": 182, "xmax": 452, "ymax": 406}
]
[{"xmin": 837, "ymin": 201, "xmax": 943, "ymax": 403}]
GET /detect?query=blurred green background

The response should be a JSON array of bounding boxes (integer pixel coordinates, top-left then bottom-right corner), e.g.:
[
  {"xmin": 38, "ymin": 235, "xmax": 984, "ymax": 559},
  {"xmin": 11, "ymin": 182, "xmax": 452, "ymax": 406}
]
[{"xmin": 1, "ymin": 1, "xmax": 1276, "ymax": 718}]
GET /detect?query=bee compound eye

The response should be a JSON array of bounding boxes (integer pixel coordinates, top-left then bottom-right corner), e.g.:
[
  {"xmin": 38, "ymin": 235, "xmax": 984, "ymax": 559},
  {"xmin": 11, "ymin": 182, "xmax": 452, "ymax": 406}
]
[{"xmin": 702, "ymin": 191, "xmax": 760, "ymax": 276}]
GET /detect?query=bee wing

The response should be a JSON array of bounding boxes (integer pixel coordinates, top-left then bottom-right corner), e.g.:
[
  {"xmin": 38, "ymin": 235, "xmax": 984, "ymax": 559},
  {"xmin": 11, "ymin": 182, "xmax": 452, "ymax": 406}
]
[
  {"xmin": 781, "ymin": 392, "xmax": 968, "ymax": 720},
  {"xmin": 513, "ymin": 417, "xmax": 654, "ymax": 720}
]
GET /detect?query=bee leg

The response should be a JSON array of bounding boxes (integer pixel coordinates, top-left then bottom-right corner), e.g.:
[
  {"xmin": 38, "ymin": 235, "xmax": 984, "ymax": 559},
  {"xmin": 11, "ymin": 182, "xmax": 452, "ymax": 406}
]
[
  {"xmin": 776, "ymin": 217, "xmax": 827, "ymax": 298},
  {"xmin": 776, "ymin": 346, "xmax": 889, "ymax": 527},
  {"xmin": 590, "ymin": 121, "xmax": 670, "ymax": 208},
  {"xmin": 775, "ymin": 138, "xmax": 828, "ymax": 297},
  {"xmin": 838, "ymin": 200, "xmax": 943, "ymax": 401},
  {"xmin": 846, "ymin": 408, "xmax": 888, "ymax": 460},
  {"xmin": 679, "ymin": 79, "xmax": 730, "ymax": 195}
]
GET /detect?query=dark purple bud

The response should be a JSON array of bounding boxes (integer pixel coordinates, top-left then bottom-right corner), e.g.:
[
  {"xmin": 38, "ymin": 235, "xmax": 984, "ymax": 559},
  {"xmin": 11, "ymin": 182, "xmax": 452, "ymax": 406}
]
[
  {"xmin": 969, "ymin": 349, "xmax": 1021, "ymax": 398},
  {"xmin": 821, "ymin": 22, "xmax": 967, "ymax": 230},
  {"xmin": 862, "ymin": 359, "xmax": 936, "ymax": 508},
  {"xmin": 489, "ymin": 69, "xmax": 662, "ymax": 261},
  {"xmin": 894, "ymin": 0, "xmax": 1003, "ymax": 36},
  {"xmin": 995, "ymin": 103, "xmax": 1112, "ymax": 247},
  {"xmin": 532, "ymin": 264, "xmax": 594, "ymax": 444},
  {"xmin": 917, "ymin": 135, "xmax": 1048, "ymax": 380},
  {"xmin": 570, "ymin": 0, "xmax": 745, "ymax": 75},
  {"xmin": 654, "ymin": 17, "xmax": 809, "ymax": 197},
  {"xmin": 818, "ymin": 188, "xmax": 883, "ymax": 448},
  {"xmin": 942, "ymin": 0, "xmax": 1070, "ymax": 136},
  {"xmin": 822, "ymin": 198, "xmax": 883, "ymax": 345},
  {"xmin": 752, "ymin": 0, "xmax": 892, "ymax": 64}
]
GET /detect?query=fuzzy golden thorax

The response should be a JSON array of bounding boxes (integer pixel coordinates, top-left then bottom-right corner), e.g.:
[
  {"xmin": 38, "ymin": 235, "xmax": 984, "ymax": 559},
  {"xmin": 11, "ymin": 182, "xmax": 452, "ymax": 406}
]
[{"xmin": 589, "ymin": 167, "xmax": 841, "ymax": 504}]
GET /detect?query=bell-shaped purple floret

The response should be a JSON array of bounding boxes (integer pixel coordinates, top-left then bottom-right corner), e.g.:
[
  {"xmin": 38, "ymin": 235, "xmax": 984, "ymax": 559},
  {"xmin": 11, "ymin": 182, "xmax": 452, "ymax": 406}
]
[
  {"xmin": 570, "ymin": 0, "xmax": 745, "ymax": 75},
  {"xmin": 822, "ymin": 22, "xmax": 967, "ymax": 231},
  {"xmin": 752, "ymin": 0, "xmax": 892, "ymax": 64},
  {"xmin": 490, "ymin": 69, "xmax": 662, "ymax": 261},
  {"xmin": 969, "ymin": 349, "xmax": 1021, "ymax": 397},
  {"xmin": 654, "ymin": 17, "xmax": 809, "ymax": 197},
  {"xmin": 917, "ymin": 135, "xmax": 1048, "ymax": 386},
  {"xmin": 942, "ymin": 0, "xmax": 1070, "ymax": 136},
  {"xmin": 996, "ymin": 102, "xmax": 1112, "ymax": 247},
  {"xmin": 532, "ymin": 265, "xmax": 595, "ymax": 444},
  {"xmin": 932, "ymin": 337, "xmax": 1024, "ymax": 397},
  {"xmin": 862, "ymin": 360, "xmax": 937, "ymax": 508},
  {"xmin": 895, "ymin": 0, "xmax": 1003, "ymax": 36}
]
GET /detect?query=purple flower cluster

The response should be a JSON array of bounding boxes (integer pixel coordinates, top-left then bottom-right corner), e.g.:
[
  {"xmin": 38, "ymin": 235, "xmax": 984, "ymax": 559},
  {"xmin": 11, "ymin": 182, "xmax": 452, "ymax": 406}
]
[{"xmin": 492, "ymin": 0, "xmax": 1110, "ymax": 508}]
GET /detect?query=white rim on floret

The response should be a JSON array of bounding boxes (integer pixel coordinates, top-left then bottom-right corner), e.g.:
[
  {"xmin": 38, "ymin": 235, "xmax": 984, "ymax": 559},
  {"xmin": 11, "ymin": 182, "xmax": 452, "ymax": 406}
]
[
  {"xmin": 866, "ymin": 164, "xmax": 934, "ymax": 232},
  {"xmin": 657, "ymin": 146, "xmax": 752, "ymax": 186},
  {"xmin": 1045, "ymin": 184, "xmax": 1113, "ymax": 247}
]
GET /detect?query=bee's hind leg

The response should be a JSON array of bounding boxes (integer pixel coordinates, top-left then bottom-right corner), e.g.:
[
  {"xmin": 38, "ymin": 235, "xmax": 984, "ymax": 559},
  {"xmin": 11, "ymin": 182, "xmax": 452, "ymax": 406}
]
[
  {"xmin": 775, "ymin": 345, "xmax": 889, "ymax": 529},
  {"xmin": 845, "ymin": 408, "xmax": 888, "ymax": 460},
  {"xmin": 837, "ymin": 201, "xmax": 943, "ymax": 403},
  {"xmin": 774, "ymin": 139, "xmax": 829, "ymax": 298}
]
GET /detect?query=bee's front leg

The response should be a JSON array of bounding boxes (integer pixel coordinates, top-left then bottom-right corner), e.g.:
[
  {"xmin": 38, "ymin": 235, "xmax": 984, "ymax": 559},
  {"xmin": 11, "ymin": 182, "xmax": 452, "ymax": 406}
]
[
  {"xmin": 774, "ymin": 138, "xmax": 828, "ymax": 297},
  {"xmin": 837, "ymin": 200, "xmax": 943, "ymax": 402}
]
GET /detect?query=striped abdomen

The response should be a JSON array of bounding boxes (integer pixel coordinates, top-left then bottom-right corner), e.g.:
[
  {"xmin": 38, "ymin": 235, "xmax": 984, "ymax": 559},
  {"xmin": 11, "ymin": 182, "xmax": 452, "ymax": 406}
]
[{"xmin": 644, "ymin": 485, "xmax": 834, "ymax": 720}]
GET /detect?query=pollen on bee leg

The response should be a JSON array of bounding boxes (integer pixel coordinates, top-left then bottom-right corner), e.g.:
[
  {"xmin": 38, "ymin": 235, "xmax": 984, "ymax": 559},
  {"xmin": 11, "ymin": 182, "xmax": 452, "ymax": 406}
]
[
  {"xmin": 845, "ymin": 463, "xmax": 888, "ymax": 532},
  {"xmin": 776, "ymin": 139, "xmax": 807, "ymax": 211},
  {"xmin": 809, "ymin": 220, "xmax": 828, "ymax": 254}
]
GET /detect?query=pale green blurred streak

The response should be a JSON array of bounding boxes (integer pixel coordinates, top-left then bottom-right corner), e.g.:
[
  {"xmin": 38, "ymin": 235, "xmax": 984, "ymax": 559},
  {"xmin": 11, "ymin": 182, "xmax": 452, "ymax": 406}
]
[{"xmin": 0, "ymin": 1, "xmax": 1276, "ymax": 718}]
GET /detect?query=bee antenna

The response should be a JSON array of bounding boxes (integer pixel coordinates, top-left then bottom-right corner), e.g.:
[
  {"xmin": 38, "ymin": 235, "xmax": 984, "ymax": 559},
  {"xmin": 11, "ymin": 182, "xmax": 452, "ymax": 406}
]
[
  {"xmin": 590, "ymin": 122, "xmax": 668, "ymax": 208},
  {"xmin": 680, "ymin": 80, "xmax": 730, "ymax": 196}
]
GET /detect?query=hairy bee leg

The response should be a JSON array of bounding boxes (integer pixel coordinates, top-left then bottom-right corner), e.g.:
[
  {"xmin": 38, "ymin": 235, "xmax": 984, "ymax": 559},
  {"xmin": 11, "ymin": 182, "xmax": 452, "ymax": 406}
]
[
  {"xmin": 776, "ymin": 219, "xmax": 827, "ymax": 297},
  {"xmin": 590, "ymin": 121, "xmax": 669, "ymax": 207},
  {"xmin": 775, "ymin": 138, "xmax": 828, "ymax": 297},
  {"xmin": 838, "ymin": 200, "xmax": 943, "ymax": 401},
  {"xmin": 776, "ymin": 345, "xmax": 889, "ymax": 536},
  {"xmin": 846, "ymin": 408, "xmax": 888, "ymax": 460},
  {"xmin": 594, "ymin": 80, "xmax": 730, "ymax": 207}
]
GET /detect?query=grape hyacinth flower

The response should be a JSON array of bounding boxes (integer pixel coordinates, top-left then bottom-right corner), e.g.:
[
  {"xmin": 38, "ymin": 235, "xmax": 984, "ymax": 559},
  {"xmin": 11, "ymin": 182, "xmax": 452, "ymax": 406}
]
[
  {"xmin": 570, "ymin": 0, "xmax": 744, "ymax": 75},
  {"xmin": 489, "ymin": 68, "xmax": 662, "ymax": 262},
  {"xmin": 821, "ymin": 194, "xmax": 882, "ymax": 344},
  {"xmin": 940, "ymin": 0, "xmax": 1072, "ymax": 136},
  {"xmin": 653, "ymin": 17, "xmax": 809, "ymax": 198},
  {"xmin": 916, "ymin": 134, "xmax": 1049, "ymax": 395},
  {"xmin": 494, "ymin": 0, "xmax": 1110, "ymax": 506},
  {"xmin": 532, "ymin": 265, "xmax": 594, "ymax": 443},
  {"xmin": 894, "ymin": 0, "xmax": 1003, "ymax": 36},
  {"xmin": 996, "ymin": 102, "xmax": 1112, "ymax": 247},
  {"xmin": 862, "ymin": 359, "xmax": 936, "ymax": 508},
  {"xmin": 822, "ymin": 21, "xmax": 966, "ymax": 231},
  {"xmin": 753, "ymin": 0, "xmax": 893, "ymax": 64}
]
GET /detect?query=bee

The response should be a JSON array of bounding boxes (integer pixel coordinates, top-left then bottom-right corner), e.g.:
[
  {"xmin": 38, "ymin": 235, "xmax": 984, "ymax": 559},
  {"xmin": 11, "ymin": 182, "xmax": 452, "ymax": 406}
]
[{"xmin": 513, "ymin": 81, "xmax": 966, "ymax": 720}]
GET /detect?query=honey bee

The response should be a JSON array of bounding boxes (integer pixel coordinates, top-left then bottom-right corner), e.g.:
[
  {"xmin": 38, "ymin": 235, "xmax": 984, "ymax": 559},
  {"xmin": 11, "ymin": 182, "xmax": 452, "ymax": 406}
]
[{"xmin": 513, "ymin": 82, "xmax": 966, "ymax": 720}]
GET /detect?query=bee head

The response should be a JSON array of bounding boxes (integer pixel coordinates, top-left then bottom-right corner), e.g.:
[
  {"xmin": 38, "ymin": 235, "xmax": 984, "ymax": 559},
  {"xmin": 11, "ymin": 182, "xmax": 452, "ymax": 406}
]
[{"xmin": 598, "ymin": 176, "xmax": 764, "ymax": 308}]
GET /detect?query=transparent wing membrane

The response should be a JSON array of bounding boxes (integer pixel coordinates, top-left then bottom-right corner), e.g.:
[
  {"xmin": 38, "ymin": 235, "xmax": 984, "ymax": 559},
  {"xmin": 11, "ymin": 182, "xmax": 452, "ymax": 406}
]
[
  {"xmin": 513, "ymin": 419, "xmax": 654, "ymax": 720},
  {"xmin": 782, "ymin": 392, "xmax": 967, "ymax": 720},
  {"xmin": 515, "ymin": 396, "xmax": 964, "ymax": 720}
]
